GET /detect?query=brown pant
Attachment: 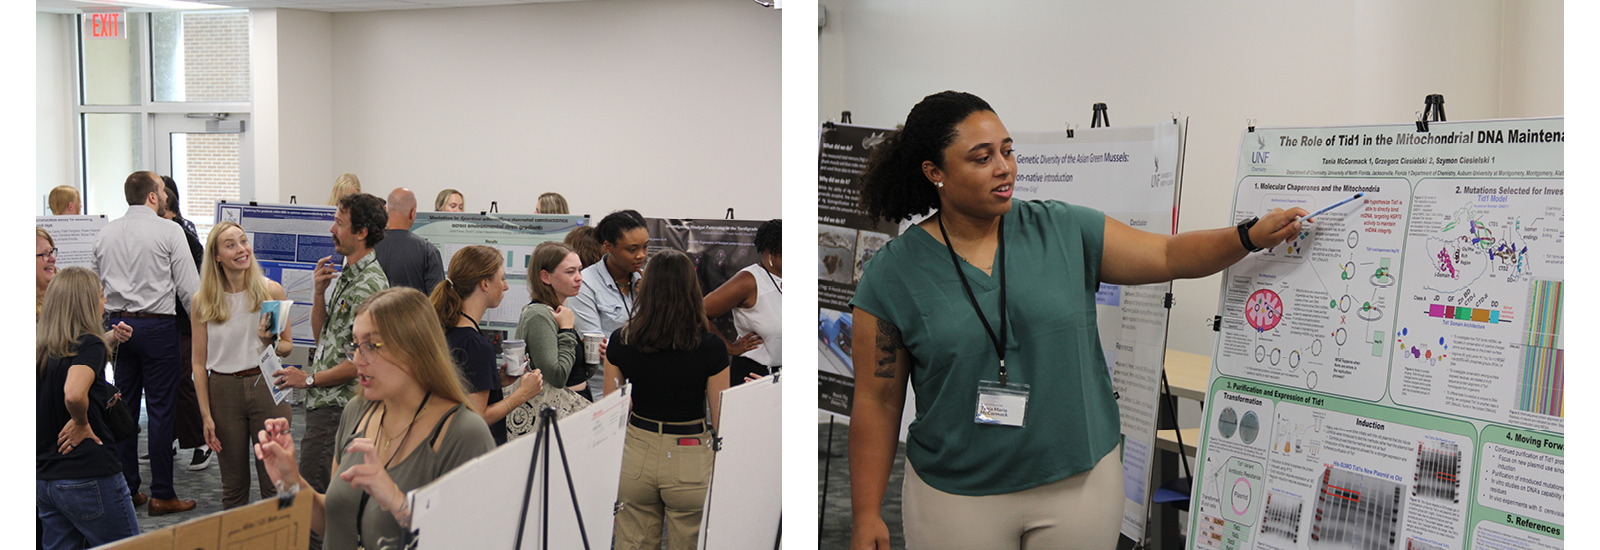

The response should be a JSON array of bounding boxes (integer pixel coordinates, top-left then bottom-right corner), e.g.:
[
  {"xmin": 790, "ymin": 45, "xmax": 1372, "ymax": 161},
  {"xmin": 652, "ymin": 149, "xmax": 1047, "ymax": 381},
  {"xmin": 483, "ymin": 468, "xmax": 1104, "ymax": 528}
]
[
  {"xmin": 903, "ymin": 444, "xmax": 1124, "ymax": 550},
  {"xmin": 207, "ymin": 371, "xmax": 293, "ymax": 508},
  {"xmin": 613, "ymin": 420, "xmax": 713, "ymax": 550}
]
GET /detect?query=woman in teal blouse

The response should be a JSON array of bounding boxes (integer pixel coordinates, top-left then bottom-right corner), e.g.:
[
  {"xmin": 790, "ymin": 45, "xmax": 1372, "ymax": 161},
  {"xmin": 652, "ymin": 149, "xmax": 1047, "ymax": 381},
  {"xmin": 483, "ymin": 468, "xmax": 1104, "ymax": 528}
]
[{"xmin": 847, "ymin": 91, "xmax": 1309, "ymax": 550}]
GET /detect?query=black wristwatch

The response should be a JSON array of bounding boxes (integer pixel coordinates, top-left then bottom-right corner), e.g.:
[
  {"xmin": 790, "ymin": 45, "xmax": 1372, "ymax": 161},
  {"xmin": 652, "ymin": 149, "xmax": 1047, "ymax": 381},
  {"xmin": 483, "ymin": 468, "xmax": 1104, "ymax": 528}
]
[{"xmin": 1237, "ymin": 217, "xmax": 1263, "ymax": 252}]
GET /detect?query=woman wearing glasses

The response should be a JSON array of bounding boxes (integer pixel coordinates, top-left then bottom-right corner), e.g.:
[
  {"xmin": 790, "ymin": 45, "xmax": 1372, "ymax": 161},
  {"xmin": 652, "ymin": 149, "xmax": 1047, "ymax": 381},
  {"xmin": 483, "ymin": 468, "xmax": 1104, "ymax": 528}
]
[
  {"xmin": 190, "ymin": 222, "xmax": 294, "ymax": 508},
  {"xmin": 254, "ymin": 287, "xmax": 497, "ymax": 550},
  {"xmin": 37, "ymin": 227, "xmax": 132, "ymax": 342}
]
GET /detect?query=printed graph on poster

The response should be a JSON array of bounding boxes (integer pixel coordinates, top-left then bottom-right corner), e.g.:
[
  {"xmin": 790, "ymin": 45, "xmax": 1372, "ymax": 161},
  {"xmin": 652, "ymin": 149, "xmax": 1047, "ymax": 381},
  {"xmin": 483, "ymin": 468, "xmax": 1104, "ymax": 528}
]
[
  {"xmin": 1411, "ymin": 440, "xmax": 1462, "ymax": 503},
  {"xmin": 1260, "ymin": 492, "xmax": 1304, "ymax": 544},
  {"xmin": 1311, "ymin": 467, "xmax": 1404, "ymax": 548},
  {"xmin": 1389, "ymin": 178, "xmax": 1563, "ymax": 433},
  {"xmin": 1218, "ymin": 177, "xmax": 1408, "ymax": 401}
]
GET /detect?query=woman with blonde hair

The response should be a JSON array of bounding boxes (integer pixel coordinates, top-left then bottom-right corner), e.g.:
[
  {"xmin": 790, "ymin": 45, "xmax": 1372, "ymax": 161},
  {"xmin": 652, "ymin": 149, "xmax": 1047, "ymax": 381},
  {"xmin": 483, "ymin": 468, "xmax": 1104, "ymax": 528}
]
[
  {"xmin": 255, "ymin": 287, "xmax": 496, "ymax": 550},
  {"xmin": 536, "ymin": 192, "xmax": 569, "ymax": 214},
  {"xmin": 430, "ymin": 245, "xmax": 544, "ymax": 445},
  {"xmin": 48, "ymin": 185, "xmax": 81, "ymax": 215},
  {"xmin": 604, "ymin": 249, "xmax": 730, "ymax": 550},
  {"xmin": 38, "ymin": 267, "xmax": 141, "ymax": 549},
  {"xmin": 190, "ymin": 221, "xmax": 294, "ymax": 508},
  {"xmin": 506, "ymin": 242, "xmax": 590, "ymax": 439},
  {"xmin": 327, "ymin": 173, "xmax": 362, "ymax": 206},
  {"xmin": 435, "ymin": 189, "xmax": 464, "ymax": 212}
]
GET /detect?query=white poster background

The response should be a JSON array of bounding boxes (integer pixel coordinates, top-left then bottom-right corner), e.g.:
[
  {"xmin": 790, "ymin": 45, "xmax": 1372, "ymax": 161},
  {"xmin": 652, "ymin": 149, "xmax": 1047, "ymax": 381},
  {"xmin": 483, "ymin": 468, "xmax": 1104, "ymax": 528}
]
[
  {"xmin": 36, "ymin": 215, "xmax": 109, "ymax": 270},
  {"xmin": 699, "ymin": 376, "xmax": 782, "ymax": 550},
  {"xmin": 413, "ymin": 386, "xmax": 631, "ymax": 550},
  {"xmin": 1193, "ymin": 118, "xmax": 1564, "ymax": 550},
  {"xmin": 1012, "ymin": 121, "xmax": 1183, "ymax": 542}
]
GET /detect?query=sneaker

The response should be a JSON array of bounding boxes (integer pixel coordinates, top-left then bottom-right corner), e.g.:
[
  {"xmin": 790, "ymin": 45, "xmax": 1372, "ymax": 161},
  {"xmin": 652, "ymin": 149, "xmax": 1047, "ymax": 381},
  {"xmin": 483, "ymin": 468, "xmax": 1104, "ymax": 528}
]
[{"xmin": 188, "ymin": 449, "xmax": 212, "ymax": 471}]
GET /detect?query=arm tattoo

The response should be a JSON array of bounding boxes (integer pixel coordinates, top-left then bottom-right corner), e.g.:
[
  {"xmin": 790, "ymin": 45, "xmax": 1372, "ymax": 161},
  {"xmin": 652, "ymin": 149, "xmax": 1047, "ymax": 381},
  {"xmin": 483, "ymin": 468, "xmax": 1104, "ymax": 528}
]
[{"xmin": 874, "ymin": 320, "xmax": 903, "ymax": 378}]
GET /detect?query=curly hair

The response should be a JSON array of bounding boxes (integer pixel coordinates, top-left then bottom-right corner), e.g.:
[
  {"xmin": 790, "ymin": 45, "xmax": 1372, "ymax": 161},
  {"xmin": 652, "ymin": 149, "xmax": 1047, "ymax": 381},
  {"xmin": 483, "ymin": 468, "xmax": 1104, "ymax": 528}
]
[
  {"xmin": 754, "ymin": 219, "xmax": 781, "ymax": 255},
  {"xmin": 859, "ymin": 91, "xmax": 994, "ymax": 223},
  {"xmin": 338, "ymin": 192, "xmax": 388, "ymax": 249},
  {"xmin": 595, "ymin": 209, "xmax": 647, "ymax": 245}
]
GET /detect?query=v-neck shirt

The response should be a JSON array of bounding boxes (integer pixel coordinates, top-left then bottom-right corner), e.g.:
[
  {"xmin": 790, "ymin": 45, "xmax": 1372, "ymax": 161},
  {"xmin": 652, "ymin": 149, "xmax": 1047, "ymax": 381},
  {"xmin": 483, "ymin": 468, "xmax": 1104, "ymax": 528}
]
[{"xmin": 849, "ymin": 199, "xmax": 1120, "ymax": 496}]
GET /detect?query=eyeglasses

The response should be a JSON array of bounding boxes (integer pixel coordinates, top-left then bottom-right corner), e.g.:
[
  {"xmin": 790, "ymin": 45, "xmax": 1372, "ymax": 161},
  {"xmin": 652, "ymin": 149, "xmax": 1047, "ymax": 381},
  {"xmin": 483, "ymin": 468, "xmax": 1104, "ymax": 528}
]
[
  {"xmin": 343, "ymin": 341, "xmax": 384, "ymax": 361},
  {"xmin": 36, "ymin": 248, "xmax": 57, "ymax": 259}
]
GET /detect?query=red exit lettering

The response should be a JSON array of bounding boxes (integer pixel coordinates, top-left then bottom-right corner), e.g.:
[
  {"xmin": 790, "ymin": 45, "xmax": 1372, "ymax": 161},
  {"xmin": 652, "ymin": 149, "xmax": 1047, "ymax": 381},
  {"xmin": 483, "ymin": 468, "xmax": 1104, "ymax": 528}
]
[{"xmin": 89, "ymin": 13, "xmax": 124, "ymax": 39}]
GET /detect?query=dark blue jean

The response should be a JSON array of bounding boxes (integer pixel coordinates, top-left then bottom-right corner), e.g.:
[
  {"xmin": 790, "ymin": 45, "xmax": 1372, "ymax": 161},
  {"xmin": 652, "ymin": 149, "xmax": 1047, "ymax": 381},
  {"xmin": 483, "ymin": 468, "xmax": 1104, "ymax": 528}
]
[
  {"xmin": 37, "ymin": 475, "xmax": 141, "ymax": 550},
  {"xmin": 111, "ymin": 316, "xmax": 181, "ymax": 500}
]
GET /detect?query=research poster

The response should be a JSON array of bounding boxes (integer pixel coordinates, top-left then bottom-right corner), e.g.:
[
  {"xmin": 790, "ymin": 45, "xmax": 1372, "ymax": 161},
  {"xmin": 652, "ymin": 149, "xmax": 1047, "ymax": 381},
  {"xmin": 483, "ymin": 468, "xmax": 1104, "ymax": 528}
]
[
  {"xmin": 1191, "ymin": 119, "xmax": 1563, "ymax": 550},
  {"xmin": 1011, "ymin": 121, "xmax": 1183, "ymax": 543},
  {"xmin": 410, "ymin": 212, "xmax": 586, "ymax": 333},
  {"xmin": 816, "ymin": 122, "xmax": 899, "ymax": 417},
  {"xmin": 36, "ymin": 214, "xmax": 108, "ymax": 270},
  {"xmin": 215, "ymin": 202, "xmax": 338, "ymax": 346},
  {"xmin": 644, "ymin": 218, "xmax": 766, "ymax": 343}
]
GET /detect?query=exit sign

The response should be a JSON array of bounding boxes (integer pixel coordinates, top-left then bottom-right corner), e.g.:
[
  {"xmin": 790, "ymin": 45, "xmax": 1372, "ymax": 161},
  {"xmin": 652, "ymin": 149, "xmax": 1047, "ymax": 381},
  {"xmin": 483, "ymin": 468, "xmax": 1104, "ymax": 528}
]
[{"xmin": 84, "ymin": 11, "xmax": 126, "ymax": 40}]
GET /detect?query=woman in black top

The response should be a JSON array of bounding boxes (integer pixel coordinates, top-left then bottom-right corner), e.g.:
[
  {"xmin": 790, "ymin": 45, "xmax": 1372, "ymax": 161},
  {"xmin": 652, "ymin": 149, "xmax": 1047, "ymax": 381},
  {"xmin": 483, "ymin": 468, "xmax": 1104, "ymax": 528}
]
[
  {"xmin": 603, "ymin": 249, "xmax": 730, "ymax": 550},
  {"xmin": 37, "ymin": 267, "xmax": 141, "ymax": 549},
  {"xmin": 430, "ymin": 244, "xmax": 543, "ymax": 445}
]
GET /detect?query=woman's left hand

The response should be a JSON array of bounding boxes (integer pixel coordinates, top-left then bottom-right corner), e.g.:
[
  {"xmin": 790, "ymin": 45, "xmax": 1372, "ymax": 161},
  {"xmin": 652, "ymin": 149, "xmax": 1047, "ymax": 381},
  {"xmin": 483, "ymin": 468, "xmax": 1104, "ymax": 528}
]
[
  {"xmin": 57, "ymin": 419, "xmax": 100, "ymax": 455},
  {"xmin": 258, "ymin": 314, "xmax": 277, "ymax": 348},
  {"xmin": 339, "ymin": 438, "xmax": 406, "ymax": 514}
]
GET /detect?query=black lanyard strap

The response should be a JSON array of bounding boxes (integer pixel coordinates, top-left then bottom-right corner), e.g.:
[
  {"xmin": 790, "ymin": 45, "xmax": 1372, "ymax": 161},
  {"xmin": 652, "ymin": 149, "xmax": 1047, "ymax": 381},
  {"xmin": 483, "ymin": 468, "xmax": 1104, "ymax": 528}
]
[
  {"xmin": 936, "ymin": 213, "xmax": 1009, "ymax": 385},
  {"xmin": 762, "ymin": 266, "xmax": 783, "ymax": 294}
]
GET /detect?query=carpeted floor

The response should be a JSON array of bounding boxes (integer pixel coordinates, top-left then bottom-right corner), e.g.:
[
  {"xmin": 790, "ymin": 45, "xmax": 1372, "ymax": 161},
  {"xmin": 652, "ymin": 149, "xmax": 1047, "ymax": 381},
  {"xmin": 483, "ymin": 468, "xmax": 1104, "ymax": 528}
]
[
  {"xmin": 818, "ymin": 420, "xmax": 906, "ymax": 550},
  {"xmin": 129, "ymin": 400, "xmax": 308, "ymax": 533}
]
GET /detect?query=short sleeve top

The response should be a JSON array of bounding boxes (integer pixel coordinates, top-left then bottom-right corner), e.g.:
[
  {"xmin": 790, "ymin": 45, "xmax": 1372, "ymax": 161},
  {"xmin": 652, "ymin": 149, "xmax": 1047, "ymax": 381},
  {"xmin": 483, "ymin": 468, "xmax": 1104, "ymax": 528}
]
[
  {"xmin": 607, "ymin": 330, "xmax": 729, "ymax": 422},
  {"xmin": 849, "ymin": 199, "xmax": 1120, "ymax": 496},
  {"xmin": 446, "ymin": 324, "xmax": 504, "ymax": 445},
  {"xmin": 322, "ymin": 396, "xmax": 495, "ymax": 550},
  {"xmin": 37, "ymin": 334, "xmax": 121, "ymax": 479}
]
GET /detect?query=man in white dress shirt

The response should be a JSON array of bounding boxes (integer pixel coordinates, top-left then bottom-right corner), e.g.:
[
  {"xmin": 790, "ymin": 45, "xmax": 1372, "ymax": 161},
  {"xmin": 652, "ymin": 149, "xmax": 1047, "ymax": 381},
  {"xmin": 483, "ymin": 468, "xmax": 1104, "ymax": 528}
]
[{"xmin": 93, "ymin": 171, "xmax": 202, "ymax": 516}]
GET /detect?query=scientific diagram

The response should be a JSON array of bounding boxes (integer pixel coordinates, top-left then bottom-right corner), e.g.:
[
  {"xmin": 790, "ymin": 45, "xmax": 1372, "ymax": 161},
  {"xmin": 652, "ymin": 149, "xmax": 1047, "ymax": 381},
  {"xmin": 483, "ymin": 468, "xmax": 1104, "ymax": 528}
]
[
  {"xmin": 1217, "ymin": 178, "xmax": 1409, "ymax": 401},
  {"xmin": 1390, "ymin": 179, "xmax": 1564, "ymax": 432}
]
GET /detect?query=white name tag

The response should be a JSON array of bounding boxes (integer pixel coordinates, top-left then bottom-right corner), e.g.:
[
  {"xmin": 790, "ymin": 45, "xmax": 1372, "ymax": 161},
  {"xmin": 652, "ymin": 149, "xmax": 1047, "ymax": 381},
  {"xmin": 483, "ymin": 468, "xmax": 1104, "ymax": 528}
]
[{"xmin": 975, "ymin": 380, "xmax": 1030, "ymax": 427}]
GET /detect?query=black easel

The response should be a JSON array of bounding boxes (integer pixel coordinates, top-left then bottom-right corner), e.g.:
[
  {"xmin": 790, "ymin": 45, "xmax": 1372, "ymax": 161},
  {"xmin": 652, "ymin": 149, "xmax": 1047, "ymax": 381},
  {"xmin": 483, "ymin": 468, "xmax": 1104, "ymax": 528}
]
[
  {"xmin": 1417, "ymin": 94, "xmax": 1446, "ymax": 132},
  {"xmin": 512, "ymin": 407, "xmax": 591, "ymax": 550},
  {"xmin": 1091, "ymin": 102, "xmax": 1110, "ymax": 128}
]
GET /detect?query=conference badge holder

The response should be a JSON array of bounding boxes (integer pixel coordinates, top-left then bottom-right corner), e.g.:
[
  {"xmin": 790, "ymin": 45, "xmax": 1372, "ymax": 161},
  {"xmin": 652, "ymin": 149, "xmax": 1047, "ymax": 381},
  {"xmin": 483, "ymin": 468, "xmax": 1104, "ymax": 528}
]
[{"xmin": 975, "ymin": 380, "xmax": 1029, "ymax": 427}]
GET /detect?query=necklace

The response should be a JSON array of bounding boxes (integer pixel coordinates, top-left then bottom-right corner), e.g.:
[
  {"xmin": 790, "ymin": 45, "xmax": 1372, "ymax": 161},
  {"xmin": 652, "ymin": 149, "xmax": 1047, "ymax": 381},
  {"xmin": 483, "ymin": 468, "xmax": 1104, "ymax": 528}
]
[{"xmin": 375, "ymin": 395, "xmax": 430, "ymax": 459}]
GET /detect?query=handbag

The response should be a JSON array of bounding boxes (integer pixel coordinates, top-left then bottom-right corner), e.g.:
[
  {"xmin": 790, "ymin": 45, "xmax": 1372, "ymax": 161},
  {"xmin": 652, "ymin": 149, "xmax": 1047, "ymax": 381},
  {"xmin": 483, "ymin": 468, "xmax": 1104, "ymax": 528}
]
[{"xmin": 101, "ymin": 388, "xmax": 141, "ymax": 443}]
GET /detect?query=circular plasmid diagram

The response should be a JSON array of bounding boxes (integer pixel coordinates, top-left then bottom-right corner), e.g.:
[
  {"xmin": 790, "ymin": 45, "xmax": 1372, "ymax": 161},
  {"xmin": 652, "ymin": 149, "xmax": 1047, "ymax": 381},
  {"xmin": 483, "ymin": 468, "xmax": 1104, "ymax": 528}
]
[{"xmin": 1246, "ymin": 289, "xmax": 1284, "ymax": 332}]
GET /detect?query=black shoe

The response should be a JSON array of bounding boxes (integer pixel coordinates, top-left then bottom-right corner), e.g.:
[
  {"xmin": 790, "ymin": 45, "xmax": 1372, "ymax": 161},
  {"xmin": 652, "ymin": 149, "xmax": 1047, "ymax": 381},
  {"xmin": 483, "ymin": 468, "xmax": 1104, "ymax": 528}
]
[{"xmin": 188, "ymin": 449, "xmax": 212, "ymax": 471}]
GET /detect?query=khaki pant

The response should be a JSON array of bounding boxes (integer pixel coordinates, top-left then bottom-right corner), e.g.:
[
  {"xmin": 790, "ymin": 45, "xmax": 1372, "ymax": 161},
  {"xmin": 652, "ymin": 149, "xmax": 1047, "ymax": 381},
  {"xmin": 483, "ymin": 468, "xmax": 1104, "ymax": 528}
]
[
  {"xmin": 613, "ymin": 419, "xmax": 713, "ymax": 550},
  {"xmin": 904, "ymin": 444, "xmax": 1124, "ymax": 550},
  {"xmin": 207, "ymin": 372, "xmax": 293, "ymax": 508}
]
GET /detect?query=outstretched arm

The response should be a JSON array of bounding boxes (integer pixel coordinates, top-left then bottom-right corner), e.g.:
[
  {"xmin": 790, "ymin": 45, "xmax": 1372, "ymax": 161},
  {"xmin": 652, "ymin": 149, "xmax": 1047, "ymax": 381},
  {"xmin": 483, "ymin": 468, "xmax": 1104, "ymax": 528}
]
[{"xmin": 1099, "ymin": 207, "xmax": 1309, "ymax": 285}]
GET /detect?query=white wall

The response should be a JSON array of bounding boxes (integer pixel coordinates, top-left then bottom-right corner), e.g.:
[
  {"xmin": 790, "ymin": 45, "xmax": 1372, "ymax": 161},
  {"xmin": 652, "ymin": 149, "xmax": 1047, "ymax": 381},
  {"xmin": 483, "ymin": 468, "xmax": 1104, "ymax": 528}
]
[
  {"xmin": 37, "ymin": 13, "xmax": 75, "ymax": 215},
  {"xmin": 263, "ymin": 0, "xmax": 781, "ymax": 220},
  {"xmin": 818, "ymin": 0, "xmax": 1563, "ymax": 356},
  {"xmin": 254, "ymin": 8, "xmax": 335, "ymax": 206}
]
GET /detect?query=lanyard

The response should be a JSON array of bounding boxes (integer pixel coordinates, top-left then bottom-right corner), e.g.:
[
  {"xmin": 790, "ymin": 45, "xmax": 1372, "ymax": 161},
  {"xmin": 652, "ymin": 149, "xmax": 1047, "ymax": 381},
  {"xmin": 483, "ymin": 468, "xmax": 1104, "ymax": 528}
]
[
  {"xmin": 613, "ymin": 274, "xmax": 635, "ymax": 314},
  {"xmin": 355, "ymin": 392, "xmax": 432, "ymax": 546},
  {"xmin": 936, "ymin": 213, "xmax": 1009, "ymax": 386},
  {"xmin": 762, "ymin": 266, "xmax": 783, "ymax": 294}
]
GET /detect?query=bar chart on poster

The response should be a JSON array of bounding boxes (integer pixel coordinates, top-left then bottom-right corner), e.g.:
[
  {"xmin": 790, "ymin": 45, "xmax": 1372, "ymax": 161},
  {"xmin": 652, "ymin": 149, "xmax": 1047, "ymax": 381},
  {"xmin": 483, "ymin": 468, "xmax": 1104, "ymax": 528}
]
[{"xmin": 1191, "ymin": 118, "xmax": 1563, "ymax": 550}]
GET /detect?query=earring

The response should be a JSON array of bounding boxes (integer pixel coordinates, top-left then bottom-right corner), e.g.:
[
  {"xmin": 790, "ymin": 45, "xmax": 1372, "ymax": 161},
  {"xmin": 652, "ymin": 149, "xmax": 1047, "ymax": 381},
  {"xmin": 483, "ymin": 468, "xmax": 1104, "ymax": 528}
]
[{"xmin": 934, "ymin": 181, "xmax": 944, "ymax": 188}]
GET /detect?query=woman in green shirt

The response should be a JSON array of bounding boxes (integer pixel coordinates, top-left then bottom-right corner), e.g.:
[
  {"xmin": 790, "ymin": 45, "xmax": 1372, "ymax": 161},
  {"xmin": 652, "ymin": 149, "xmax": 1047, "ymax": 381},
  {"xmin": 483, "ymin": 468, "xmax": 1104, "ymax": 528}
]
[{"xmin": 847, "ymin": 91, "xmax": 1308, "ymax": 550}]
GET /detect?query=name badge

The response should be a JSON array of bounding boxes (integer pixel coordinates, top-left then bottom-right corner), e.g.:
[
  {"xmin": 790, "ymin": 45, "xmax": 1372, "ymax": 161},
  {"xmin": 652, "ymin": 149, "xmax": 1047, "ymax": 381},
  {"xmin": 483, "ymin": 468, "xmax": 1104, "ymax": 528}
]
[{"xmin": 975, "ymin": 380, "xmax": 1029, "ymax": 427}]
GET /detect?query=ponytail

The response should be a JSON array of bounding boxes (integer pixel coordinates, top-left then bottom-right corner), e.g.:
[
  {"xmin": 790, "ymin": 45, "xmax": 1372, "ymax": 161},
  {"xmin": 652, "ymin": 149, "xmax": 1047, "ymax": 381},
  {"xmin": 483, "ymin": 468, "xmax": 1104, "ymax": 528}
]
[{"xmin": 428, "ymin": 245, "xmax": 503, "ymax": 332}]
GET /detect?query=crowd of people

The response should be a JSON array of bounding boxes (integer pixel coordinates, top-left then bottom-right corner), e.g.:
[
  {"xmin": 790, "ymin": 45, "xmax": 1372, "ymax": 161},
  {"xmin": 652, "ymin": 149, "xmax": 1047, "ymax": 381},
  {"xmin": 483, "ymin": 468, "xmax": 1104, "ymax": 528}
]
[{"xmin": 37, "ymin": 172, "xmax": 782, "ymax": 550}]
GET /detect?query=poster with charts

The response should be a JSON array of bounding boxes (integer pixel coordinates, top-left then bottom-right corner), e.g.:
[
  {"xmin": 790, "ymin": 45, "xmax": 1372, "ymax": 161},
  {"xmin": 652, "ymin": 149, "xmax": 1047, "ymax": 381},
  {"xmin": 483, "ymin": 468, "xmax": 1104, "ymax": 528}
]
[
  {"xmin": 214, "ymin": 202, "xmax": 339, "ymax": 347},
  {"xmin": 1011, "ymin": 121, "xmax": 1184, "ymax": 543},
  {"xmin": 1191, "ymin": 119, "xmax": 1563, "ymax": 550},
  {"xmin": 410, "ymin": 212, "xmax": 587, "ymax": 332}
]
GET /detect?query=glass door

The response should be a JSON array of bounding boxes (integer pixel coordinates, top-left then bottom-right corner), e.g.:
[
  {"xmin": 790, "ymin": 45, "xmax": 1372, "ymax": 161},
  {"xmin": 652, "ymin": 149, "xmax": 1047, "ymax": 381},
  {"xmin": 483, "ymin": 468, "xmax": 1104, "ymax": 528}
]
[{"xmin": 151, "ymin": 112, "xmax": 252, "ymax": 237}]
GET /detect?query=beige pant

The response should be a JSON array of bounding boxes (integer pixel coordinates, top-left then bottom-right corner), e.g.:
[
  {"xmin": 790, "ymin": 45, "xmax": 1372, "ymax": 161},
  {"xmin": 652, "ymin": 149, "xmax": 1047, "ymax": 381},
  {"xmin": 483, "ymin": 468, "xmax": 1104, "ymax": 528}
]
[
  {"xmin": 206, "ymin": 371, "xmax": 293, "ymax": 509},
  {"xmin": 613, "ymin": 419, "xmax": 713, "ymax": 550},
  {"xmin": 904, "ymin": 444, "xmax": 1124, "ymax": 550}
]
